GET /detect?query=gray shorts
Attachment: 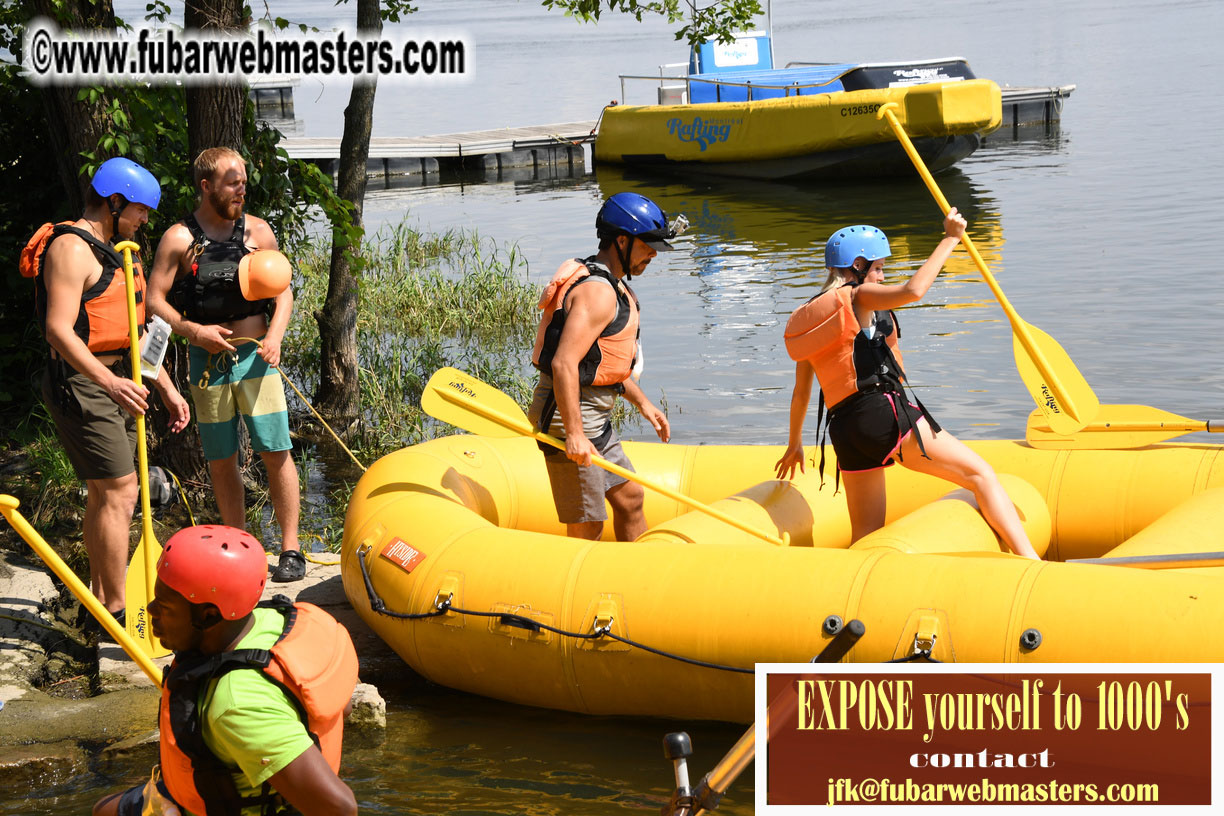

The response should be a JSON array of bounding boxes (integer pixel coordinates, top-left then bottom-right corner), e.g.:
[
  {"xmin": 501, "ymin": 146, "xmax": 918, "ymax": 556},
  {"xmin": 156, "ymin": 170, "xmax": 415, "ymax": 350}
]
[
  {"xmin": 541, "ymin": 432, "xmax": 635, "ymax": 524},
  {"xmin": 41, "ymin": 358, "xmax": 138, "ymax": 481}
]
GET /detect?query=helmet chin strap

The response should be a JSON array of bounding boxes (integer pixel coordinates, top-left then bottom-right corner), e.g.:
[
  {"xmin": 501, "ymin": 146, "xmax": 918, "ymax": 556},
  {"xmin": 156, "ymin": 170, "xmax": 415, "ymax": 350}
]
[
  {"xmin": 106, "ymin": 194, "xmax": 126, "ymax": 244},
  {"xmin": 851, "ymin": 258, "xmax": 870, "ymax": 284},
  {"xmin": 619, "ymin": 234, "xmax": 637, "ymax": 280}
]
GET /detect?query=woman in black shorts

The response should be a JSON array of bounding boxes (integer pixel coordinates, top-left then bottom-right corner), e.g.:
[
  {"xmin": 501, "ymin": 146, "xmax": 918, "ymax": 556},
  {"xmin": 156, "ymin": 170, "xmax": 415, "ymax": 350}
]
[{"xmin": 774, "ymin": 210, "xmax": 1039, "ymax": 559}]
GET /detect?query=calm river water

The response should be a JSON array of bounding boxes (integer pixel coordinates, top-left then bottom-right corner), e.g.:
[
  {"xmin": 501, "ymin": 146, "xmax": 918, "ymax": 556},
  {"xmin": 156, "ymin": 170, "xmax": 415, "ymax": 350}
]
[{"xmin": 15, "ymin": 0, "xmax": 1224, "ymax": 813}]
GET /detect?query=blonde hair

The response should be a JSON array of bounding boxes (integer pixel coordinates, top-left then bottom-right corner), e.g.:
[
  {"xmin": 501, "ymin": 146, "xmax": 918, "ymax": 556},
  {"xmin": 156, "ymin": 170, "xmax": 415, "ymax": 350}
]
[
  {"xmin": 819, "ymin": 267, "xmax": 853, "ymax": 294},
  {"xmin": 193, "ymin": 147, "xmax": 245, "ymax": 190}
]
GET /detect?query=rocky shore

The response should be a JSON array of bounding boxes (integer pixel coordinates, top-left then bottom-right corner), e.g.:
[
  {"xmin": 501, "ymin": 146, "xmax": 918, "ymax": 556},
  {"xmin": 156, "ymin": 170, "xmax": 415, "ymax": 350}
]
[{"xmin": 0, "ymin": 545, "xmax": 395, "ymax": 790}]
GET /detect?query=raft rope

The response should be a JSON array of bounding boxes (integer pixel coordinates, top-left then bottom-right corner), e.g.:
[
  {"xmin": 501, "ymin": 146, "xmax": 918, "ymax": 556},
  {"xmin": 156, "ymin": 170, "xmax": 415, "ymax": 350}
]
[
  {"xmin": 200, "ymin": 337, "xmax": 367, "ymax": 473},
  {"xmin": 888, "ymin": 653, "xmax": 942, "ymax": 663},
  {"xmin": 356, "ymin": 546, "xmax": 754, "ymax": 675},
  {"xmin": 191, "ymin": 336, "xmax": 375, "ymax": 567}
]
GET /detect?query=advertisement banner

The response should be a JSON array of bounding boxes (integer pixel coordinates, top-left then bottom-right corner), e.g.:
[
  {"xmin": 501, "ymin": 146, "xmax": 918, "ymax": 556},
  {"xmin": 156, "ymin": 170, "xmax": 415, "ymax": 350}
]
[{"xmin": 757, "ymin": 663, "xmax": 1217, "ymax": 810}]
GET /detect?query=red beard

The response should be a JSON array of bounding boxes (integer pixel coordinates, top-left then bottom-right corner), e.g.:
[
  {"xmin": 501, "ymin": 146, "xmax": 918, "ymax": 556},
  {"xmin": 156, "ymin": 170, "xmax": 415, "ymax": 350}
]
[{"xmin": 208, "ymin": 189, "xmax": 244, "ymax": 221}]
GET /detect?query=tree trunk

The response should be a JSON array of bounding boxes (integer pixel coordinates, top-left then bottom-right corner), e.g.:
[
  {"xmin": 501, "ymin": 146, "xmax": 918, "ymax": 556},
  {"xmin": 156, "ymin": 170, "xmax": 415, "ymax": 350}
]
[
  {"xmin": 184, "ymin": 0, "xmax": 245, "ymax": 156},
  {"xmin": 314, "ymin": 0, "xmax": 380, "ymax": 422},
  {"xmin": 25, "ymin": 0, "xmax": 119, "ymax": 210}
]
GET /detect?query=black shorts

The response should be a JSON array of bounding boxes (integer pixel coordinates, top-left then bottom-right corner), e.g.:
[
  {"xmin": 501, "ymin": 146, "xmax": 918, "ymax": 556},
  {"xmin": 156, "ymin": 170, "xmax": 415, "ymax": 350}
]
[
  {"xmin": 827, "ymin": 389, "xmax": 923, "ymax": 472},
  {"xmin": 114, "ymin": 778, "xmax": 174, "ymax": 816}
]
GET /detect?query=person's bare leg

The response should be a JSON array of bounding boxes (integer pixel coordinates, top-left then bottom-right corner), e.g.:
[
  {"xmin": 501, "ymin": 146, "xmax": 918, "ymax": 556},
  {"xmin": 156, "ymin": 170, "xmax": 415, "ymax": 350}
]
[
  {"xmin": 83, "ymin": 473, "xmax": 139, "ymax": 613},
  {"xmin": 607, "ymin": 480, "xmax": 646, "ymax": 541},
  {"xmin": 260, "ymin": 449, "xmax": 300, "ymax": 552},
  {"xmin": 566, "ymin": 520, "xmax": 604, "ymax": 540},
  {"xmin": 897, "ymin": 421, "xmax": 1039, "ymax": 559},
  {"xmin": 208, "ymin": 453, "xmax": 247, "ymax": 529},
  {"xmin": 840, "ymin": 468, "xmax": 888, "ymax": 544}
]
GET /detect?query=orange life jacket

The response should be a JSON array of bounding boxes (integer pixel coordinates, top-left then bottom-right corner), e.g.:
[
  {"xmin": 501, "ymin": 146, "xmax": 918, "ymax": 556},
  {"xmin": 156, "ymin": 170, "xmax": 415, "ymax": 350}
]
[
  {"xmin": 158, "ymin": 598, "xmax": 359, "ymax": 816},
  {"xmin": 531, "ymin": 258, "xmax": 640, "ymax": 387},
  {"xmin": 22, "ymin": 221, "xmax": 144, "ymax": 354},
  {"xmin": 783, "ymin": 284, "xmax": 905, "ymax": 408}
]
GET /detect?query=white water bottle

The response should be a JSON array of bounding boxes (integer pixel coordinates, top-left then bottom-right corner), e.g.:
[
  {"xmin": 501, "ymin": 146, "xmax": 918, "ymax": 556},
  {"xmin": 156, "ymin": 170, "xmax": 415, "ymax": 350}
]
[{"xmin": 140, "ymin": 315, "xmax": 172, "ymax": 381}]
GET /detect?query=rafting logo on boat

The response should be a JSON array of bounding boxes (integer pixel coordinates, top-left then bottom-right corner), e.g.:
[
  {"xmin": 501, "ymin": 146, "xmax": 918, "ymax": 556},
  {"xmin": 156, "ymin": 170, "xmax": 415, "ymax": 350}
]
[
  {"xmin": 889, "ymin": 67, "xmax": 962, "ymax": 86},
  {"xmin": 666, "ymin": 116, "xmax": 738, "ymax": 151},
  {"xmin": 381, "ymin": 537, "xmax": 427, "ymax": 573}
]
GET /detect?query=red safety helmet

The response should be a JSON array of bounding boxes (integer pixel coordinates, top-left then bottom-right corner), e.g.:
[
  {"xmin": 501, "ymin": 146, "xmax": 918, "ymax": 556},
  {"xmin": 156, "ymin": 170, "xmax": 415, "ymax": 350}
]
[{"xmin": 157, "ymin": 525, "xmax": 268, "ymax": 620}]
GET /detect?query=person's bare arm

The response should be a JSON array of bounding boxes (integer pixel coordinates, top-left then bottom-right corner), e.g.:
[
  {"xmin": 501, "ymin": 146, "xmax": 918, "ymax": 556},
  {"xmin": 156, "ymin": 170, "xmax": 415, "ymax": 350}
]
[
  {"xmin": 551, "ymin": 283, "xmax": 617, "ymax": 466},
  {"xmin": 43, "ymin": 237, "xmax": 149, "ymax": 416},
  {"xmin": 266, "ymin": 745, "xmax": 357, "ymax": 816},
  {"xmin": 775, "ymin": 361, "xmax": 815, "ymax": 480},
  {"xmin": 149, "ymin": 223, "xmax": 235, "ymax": 353},
  {"xmin": 855, "ymin": 208, "xmax": 967, "ymax": 312},
  {"xmin": 245, "ymin": 216, "xmax": 290, "ymax": 365},
  {"xmin": 621, "ymin": 377, "xmax": 670, "ymax": 442}
]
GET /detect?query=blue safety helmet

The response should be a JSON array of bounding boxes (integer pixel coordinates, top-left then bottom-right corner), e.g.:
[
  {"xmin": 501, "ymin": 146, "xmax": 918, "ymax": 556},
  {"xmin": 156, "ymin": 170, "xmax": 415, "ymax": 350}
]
[
  {"xmin": 596, "ymin": 192, "xmax": 675, "ymax": 251},
  {"xmin": 91, "ymin": 157, "xmax": 161, "ymax": 210},
  {"xmin": 825, "ymin": 225, "xmax": 890, "ymax": 270}
]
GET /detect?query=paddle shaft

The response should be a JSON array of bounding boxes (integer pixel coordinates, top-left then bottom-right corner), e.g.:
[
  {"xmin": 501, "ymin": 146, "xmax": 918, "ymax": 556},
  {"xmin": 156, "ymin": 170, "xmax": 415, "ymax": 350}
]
[
  {"xmin": 876, "ymin": 104, "xmax": 1083, "ymax": 422},
  {"xmin": 0, "ymin": 496, "xmax": 163, "ymax": 686},
  {"xmin": 1026, "ymin": 404, "xmax": 1224, "ymax": 449},
  {"xmin": 686, "ymin": 622, "xmax": 866, "ymax": 814},
  {"xmin": 433, "ymin": 387, "xmax": 787, "ymax": 546},
  {"xmin": 116, "ymin": 241, "xmax": 163, "ymax": 655},
  {"xmin": 1042, "ymin": 420, "xmax": 1220, "ymax": 433},
  {"xmin": 116, "ymin": 242, "xmax": 157, "ymax": 604}
]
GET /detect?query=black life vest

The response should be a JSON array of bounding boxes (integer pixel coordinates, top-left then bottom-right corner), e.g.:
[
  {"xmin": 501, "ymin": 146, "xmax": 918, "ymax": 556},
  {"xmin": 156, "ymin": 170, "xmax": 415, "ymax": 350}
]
[{"xmin": 170, "ymin": 214, "xmax": 269, "ymax": 324}]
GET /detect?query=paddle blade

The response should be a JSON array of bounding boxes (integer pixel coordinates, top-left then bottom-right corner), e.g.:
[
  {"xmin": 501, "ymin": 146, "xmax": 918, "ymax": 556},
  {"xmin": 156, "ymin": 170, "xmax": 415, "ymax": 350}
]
[
  {"xmin": 1027, "ymin": 404, "xmax": 1212, "ymax": 450},
  {"xmin": 1011, "ymin": 324, "xmax": 1099, "ymax": 436},
  {"xmin": 125, "ymin": 535, "xmax": 170, "ymax": 658},
  {"xmin": 422, "ymin": 367, "xmax": 537, "ymax": 439}
]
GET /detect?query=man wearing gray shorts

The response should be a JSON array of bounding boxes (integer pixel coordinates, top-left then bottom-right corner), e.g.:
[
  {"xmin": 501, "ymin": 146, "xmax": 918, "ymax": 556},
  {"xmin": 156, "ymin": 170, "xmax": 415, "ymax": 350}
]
[
  {"xmin": 528, "ymin": 193, "xmax": 681, "ymax": 541},
  {"xmin": 34, "ymin": 158, "xmax": 190, "ymax": 626}
]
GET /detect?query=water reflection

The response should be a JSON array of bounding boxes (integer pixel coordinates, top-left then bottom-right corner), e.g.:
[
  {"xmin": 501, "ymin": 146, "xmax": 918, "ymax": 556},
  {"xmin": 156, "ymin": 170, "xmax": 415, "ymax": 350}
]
[{"xmin": 585, "ymin": 163, "xmax": 1033, "ymax": 440}]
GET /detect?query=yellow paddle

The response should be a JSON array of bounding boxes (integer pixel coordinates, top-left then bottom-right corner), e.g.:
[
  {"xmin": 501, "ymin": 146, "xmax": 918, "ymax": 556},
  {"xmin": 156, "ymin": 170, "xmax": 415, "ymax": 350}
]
[
  {"xmin": 0, "ymin": 495, "xmax": 163, "ymax": 686},
  {"xmin": 115, "ymin": 240, "xmax": 169, "ymax": 659},
  {"xmin": 421, "ymin": 367, "xmax": 787, "ymax": 546},
  {"xmin": 876, "ymin": 102, "xmax": 1098, "ymax": 436},
  {"xmin": 1026, "ymin": 405, "xmax": 1224, "ymax": 450}
]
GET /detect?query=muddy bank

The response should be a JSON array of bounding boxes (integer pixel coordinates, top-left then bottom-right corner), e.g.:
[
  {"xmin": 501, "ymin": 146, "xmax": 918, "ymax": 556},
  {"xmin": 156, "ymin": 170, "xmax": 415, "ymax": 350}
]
[{"xmin": 0, "ymin": 545, "xmax": 396, "ymax": 791}]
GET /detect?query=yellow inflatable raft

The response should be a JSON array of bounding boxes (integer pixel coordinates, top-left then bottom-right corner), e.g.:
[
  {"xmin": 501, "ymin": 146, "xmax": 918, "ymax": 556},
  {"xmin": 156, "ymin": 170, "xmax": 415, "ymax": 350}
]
[{"xmin": 341, "ymin": 435, "xmax": 1224, "ymax": 723}]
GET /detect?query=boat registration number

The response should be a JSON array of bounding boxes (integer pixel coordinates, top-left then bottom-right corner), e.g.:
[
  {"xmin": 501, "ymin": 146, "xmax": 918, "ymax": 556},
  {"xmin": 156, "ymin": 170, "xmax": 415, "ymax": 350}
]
[{"xmin": 840, "ymin": 103, "xmax": 883, "ymax": 118}]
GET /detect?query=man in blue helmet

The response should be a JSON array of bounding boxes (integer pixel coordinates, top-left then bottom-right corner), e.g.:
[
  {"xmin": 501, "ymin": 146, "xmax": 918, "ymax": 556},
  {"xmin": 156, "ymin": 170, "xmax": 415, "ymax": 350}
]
[
  {"xmin": 31, "ymin": 157, "xmax": 191, "ymax": 628},
  {"xmin": 528, "ymin": 192, "xmax": 682, "ymax": 541}
]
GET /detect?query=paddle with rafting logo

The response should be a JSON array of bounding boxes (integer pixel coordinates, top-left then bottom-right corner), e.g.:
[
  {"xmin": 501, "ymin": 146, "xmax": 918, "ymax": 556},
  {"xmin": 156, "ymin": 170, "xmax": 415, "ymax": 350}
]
[
  {"xmin": 421, "ymin": 366, "xmax": 788, "ymax": 546},
  {"xmin": 876, "ymin": 102, "xmax": 1099, "ymax": 437},
  {"xmin": 115, "ymin": 240, "xmax": 170, "ymax": 659}
]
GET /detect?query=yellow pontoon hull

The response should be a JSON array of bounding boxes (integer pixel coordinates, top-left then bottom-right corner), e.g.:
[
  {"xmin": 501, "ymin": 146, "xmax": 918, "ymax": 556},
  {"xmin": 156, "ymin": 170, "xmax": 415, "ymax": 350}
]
[{"xmin": 593, "ymin": 80, "xmax": 1002, "ymax": 179}]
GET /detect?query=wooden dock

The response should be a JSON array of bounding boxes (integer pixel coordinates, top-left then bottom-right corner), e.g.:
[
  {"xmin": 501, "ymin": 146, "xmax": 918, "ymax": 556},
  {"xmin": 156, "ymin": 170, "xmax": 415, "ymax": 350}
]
[
  {"xmin": 281, "ymin": 121, "xmax": 597, "ymax": 161},
  {"xmin": 280, "ymin": 121, "xmax": 598, "ymax": 182}
]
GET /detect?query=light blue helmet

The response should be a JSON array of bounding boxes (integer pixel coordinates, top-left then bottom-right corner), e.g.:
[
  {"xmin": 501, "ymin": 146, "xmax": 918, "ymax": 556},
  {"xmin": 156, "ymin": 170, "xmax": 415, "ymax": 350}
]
[
  {"xmin": 91, "ymin": 157, "xmax": 161, "ymax": 210},
  {"xmin": 825, "ymin": 225, "xmax": 890, "ymax": 269}
]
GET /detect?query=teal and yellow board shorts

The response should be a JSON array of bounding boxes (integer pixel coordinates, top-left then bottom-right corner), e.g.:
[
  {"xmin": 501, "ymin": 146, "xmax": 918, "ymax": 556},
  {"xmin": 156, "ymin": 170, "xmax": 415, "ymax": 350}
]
[{"xmin": 189, "ymin": 341, "xmax": 291, "ymax": 461}]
